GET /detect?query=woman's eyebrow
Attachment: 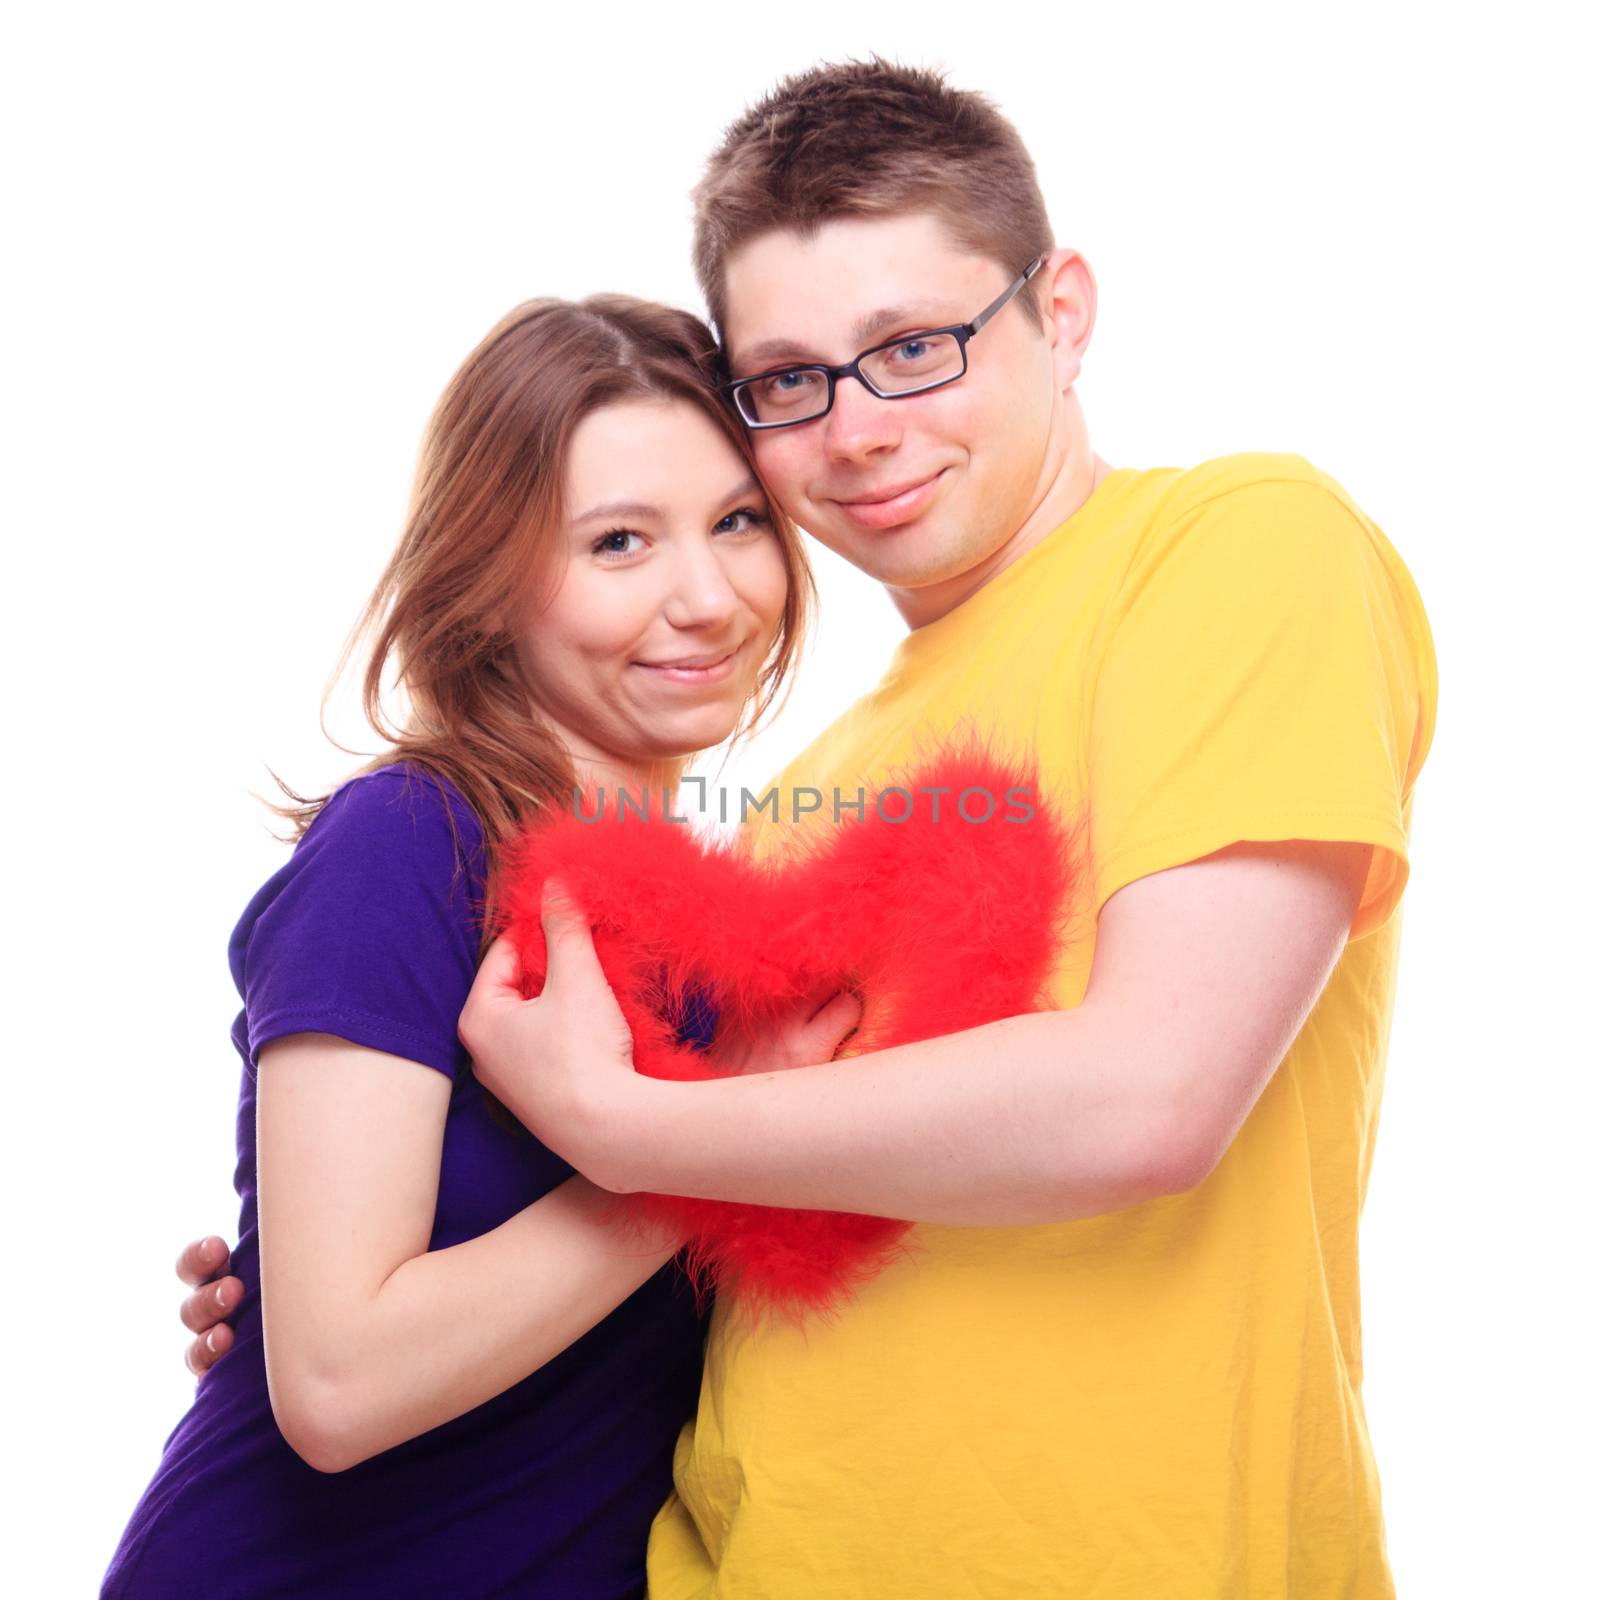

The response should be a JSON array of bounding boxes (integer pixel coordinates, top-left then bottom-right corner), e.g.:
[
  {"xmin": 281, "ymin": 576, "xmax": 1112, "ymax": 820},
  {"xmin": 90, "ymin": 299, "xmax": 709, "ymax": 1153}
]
[
  {"xmin": 571, "ymin": 499, "xmax": 662, "ymax": 525},
  {"xmin": 715, "ymin": 476, "xmax": 761, "ymax": 507},
  {"xmin": 572, "ymin": 478, "xmax": 760, "ymax": 528}
]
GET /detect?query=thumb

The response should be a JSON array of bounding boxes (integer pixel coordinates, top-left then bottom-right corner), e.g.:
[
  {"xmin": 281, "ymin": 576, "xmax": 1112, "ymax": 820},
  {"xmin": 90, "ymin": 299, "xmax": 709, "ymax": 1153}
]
[
  {"xmin": 808, "ymin": 989, "xmax": 864, "ymax": 1058},
  {"xmin": 460, "ymin": 933, "xmax": 526, "ymax": 1052},
  {"xmin": 474, "ymin": 933, "xmax": 526, "ymax": 998},
  {"xmin": 540, "ymin": 878, "xmax": 602, "ymax": 987}
]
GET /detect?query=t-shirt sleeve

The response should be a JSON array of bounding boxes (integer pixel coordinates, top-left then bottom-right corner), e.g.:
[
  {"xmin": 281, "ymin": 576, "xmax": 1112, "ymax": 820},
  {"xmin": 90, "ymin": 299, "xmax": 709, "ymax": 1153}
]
[
  {"xmin": 1085, "ymin": 475, "xmax": 1438, "ymax": 942},
  {"xmin": 235, "ymin": 769, "xmax": 487, "ymax": 1078}
]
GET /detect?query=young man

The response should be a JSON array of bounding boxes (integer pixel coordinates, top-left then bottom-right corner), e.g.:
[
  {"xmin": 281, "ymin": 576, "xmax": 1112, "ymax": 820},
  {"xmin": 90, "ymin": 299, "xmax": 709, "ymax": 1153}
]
[{"xmin": 189, "ymin": 61, "xmax": 1436, "ymax": 1599}]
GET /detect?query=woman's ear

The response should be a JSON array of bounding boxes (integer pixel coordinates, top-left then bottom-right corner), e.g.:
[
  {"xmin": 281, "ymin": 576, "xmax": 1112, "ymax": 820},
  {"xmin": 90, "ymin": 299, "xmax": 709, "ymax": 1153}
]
[{"xmin": 1039, "ymin": 248, "xmax": 1098, "ymax": 392}]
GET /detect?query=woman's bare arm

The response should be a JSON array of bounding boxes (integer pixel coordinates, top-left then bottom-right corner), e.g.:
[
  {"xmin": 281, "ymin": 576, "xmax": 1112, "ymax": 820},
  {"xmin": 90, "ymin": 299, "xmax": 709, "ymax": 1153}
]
[{"xmin": 255, "ymin": 1033, "xmax": 676, "ymax": 1474}]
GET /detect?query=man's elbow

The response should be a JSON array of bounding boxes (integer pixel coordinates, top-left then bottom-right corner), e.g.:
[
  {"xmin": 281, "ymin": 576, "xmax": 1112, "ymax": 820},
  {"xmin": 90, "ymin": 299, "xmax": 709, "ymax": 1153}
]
[
  {"xmin": 1139, "ymin": 1128, "xmax": 1227, "ymax": 1200},
  {"xmin": 1032, "ymin": 1137, "xmax": 1198, "ymax": 1220},
  {"xmin": 1135, "ymin": 1086, "xmax": 1253, "ymax": 1202},
  {"xmin": 1090, "ymin": 1102, "xmax": 1234, "ymax": 1210}
]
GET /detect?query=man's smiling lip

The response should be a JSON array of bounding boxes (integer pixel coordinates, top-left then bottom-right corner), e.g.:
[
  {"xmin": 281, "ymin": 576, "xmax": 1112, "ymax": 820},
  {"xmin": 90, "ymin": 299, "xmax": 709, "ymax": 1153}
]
[{"xmin": 830, "ymin": 469, "xmax": 948, "ymax": 530}]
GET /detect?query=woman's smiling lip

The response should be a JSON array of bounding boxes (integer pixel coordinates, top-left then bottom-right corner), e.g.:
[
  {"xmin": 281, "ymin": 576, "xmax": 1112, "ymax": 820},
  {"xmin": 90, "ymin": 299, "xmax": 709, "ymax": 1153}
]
[
  {"xmin": 633, "ymin": 645, "xmax": 741, "ymax": 684},
  {"xmin": 831, "ymin": 468, "xmax": 948, "ymax": 530}
]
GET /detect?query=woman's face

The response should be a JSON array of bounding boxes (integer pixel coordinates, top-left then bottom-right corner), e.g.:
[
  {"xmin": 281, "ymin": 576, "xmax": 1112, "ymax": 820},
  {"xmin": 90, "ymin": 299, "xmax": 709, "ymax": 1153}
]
[{"xmin": 517, "ymin": 397, "xmax": 790, "ymax": 787}]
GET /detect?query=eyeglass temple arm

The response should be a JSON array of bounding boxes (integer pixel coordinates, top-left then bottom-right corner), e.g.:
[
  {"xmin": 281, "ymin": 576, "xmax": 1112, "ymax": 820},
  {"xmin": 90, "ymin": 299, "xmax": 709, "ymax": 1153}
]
[{"xmin": 967, "ymin": 254, "xmax": 1047, "ymax": 337}]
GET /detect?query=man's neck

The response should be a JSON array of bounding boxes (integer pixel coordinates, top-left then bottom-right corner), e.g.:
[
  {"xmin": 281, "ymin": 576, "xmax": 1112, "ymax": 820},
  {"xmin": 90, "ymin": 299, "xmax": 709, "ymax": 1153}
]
[{"xmin": 888, "ymin": 402, "xmax": 1110, "ymax": 631}]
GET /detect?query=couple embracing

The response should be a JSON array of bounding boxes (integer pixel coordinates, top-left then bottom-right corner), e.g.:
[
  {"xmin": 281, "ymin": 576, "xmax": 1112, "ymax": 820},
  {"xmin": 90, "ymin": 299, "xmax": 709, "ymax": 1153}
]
[{"xmin": 103, "ymin": 58, "xmax": 1436, "ymax": 1600}]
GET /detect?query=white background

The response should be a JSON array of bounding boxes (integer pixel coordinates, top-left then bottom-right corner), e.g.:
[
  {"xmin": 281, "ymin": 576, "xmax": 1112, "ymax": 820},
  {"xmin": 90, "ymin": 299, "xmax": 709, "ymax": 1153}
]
[{"xmin": 5, "ymin": 3, "xmax": 1594, "ymax": 1594}]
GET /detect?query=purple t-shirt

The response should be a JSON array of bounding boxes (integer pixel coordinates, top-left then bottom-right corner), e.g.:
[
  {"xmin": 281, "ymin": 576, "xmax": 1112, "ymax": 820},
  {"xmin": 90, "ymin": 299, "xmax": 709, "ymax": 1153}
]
[{"xmin": 102, "ymin": 764, "xmax": 710, "ymax": 1599}]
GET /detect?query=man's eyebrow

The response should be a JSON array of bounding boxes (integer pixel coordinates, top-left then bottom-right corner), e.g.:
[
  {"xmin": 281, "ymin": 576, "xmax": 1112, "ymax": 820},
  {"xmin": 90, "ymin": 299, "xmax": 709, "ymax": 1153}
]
[
  {"xmin": 733, "ymin": 303, "xmax": 959, "ymax": 373},
  {"xmin": 852, "ymin": 302, "xmax": 952, "ymax": 347}
]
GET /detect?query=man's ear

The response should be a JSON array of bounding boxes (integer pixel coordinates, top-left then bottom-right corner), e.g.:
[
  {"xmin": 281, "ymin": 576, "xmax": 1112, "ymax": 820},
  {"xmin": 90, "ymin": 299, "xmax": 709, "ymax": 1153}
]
[{"xmin": 1038, "ymin": 248, "xmax": 1097, "ymax": 392}]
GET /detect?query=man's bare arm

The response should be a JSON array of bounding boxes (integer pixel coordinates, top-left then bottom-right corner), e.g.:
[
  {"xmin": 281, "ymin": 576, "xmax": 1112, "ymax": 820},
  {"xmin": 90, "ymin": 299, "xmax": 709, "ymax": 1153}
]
[{"xmin": 464, "ymin": 840, "xmax": 1372, "ymax": 1227}]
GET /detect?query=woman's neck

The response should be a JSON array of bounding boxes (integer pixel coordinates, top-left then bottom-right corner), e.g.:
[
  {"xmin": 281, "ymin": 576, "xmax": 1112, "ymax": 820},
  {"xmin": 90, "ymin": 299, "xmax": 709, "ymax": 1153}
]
[
  {"xmin": 568, "ymin": 749, "xmax": 688, "ymax": 807},
  {"xmin": 533, "ymin": 708, "xmax": 691, "ymax": 814}
]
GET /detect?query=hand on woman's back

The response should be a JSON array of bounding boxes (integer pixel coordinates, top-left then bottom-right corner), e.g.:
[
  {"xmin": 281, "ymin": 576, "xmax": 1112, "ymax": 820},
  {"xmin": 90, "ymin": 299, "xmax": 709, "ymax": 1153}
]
[{"xmin": 176, "ymin": 1235, "xmax": 243, "ymax": 1377}]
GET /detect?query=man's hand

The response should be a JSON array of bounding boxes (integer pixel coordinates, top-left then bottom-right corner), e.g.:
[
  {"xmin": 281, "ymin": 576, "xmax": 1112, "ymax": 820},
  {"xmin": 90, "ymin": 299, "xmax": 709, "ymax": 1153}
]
[
  {"xmin": 459, "ymin": 881, "xmax": 647, "ymax": 1182},
  {"xmin": 177, "ymin": 1235, "xmax": 243, "ymax": 1379},
  {"xmin": 705, "ymin": 984, "xmax": 864, "ymax": 1076},
  {"xmin": 459, "ymin": 880, "xmax": 868, "ymax": 1186}
]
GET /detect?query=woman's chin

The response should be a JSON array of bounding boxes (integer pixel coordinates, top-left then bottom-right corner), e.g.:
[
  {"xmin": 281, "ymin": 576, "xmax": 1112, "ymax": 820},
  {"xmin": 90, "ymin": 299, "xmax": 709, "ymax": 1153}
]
[
  {"xmin": 652, "ymin": 689, "xmax": 752, "ymax": 752},
  {"xmin": 672, "ymin": 711, "xmax": 744, "ymax": 757},
  {"xmin": 610, "ymin": 711, "xmax": 737, "ymax": 772}
]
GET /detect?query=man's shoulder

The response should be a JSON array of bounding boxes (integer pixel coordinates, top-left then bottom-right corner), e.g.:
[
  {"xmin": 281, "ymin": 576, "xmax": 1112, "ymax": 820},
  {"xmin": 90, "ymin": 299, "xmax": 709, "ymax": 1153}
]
[
  {"xmin": 1152, "ymin": 451, "xmax": 1365, "ymax": 524},
  {"xmin": 1119, "ymin": 452, "xmax": 1381, "ymax": 577}
]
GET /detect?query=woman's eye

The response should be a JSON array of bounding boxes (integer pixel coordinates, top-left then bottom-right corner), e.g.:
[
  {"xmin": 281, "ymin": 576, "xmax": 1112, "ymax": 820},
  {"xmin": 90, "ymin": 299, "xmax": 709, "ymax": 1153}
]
[
  {"xmin": 714, "ymin": 507, "xmax": 771, "ymax": 536},
  {"xmin": 592, "ymin": 528, "xmax": 643, "ymax": 559}
]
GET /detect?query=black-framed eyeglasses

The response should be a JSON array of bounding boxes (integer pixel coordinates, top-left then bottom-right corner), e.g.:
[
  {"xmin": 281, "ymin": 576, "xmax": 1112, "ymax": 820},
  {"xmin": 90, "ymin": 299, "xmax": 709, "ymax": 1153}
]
[{"xmin": 723, "ymin": 255, "xmax": 1047, "ymax": 430}]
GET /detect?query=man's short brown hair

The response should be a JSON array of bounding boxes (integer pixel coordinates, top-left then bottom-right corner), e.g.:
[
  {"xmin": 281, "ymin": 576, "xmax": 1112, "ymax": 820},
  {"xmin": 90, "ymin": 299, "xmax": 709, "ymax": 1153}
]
[{"xmin": 694, "ymin": 58, "xmax": 1054, "ymax": 342}]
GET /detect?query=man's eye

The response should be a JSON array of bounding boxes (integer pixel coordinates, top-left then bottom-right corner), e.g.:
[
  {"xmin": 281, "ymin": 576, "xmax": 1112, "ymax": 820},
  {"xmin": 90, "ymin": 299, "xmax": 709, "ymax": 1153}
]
[
  {"xmin": 888, "ymin": 336, "xmax": 956, "ymax": 369},
  {"xmin": 764, "ymin": 370, "xmax": 820, "ymax": 396}
]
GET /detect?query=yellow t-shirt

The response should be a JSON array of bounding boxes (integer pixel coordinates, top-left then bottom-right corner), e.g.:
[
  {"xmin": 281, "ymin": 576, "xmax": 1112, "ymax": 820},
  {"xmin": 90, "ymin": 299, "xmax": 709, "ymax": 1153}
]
[{"xmin": 648, "ymin": 453, "xmax": 1438, "ymax": 1599}]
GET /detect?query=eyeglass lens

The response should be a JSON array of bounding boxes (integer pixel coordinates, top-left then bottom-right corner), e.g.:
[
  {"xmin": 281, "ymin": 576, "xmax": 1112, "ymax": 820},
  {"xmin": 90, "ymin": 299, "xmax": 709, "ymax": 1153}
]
[{"xmin": 737, "ymin": 332, "xmax": 965, "ymax": 424}]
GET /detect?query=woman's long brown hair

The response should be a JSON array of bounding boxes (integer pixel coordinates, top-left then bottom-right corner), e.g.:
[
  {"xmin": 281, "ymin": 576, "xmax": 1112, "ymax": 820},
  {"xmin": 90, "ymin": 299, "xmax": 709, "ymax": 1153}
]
[{"xmin": 268, "ymin": 295, "xmax": 814, "ymax": 933}]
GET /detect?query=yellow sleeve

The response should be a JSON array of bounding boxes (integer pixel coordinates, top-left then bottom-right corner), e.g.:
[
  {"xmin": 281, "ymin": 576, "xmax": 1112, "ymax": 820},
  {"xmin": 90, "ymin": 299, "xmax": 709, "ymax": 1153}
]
[{"xmin": 1086, "ymin": 473, "xmax": 1437, "ymax": 941}]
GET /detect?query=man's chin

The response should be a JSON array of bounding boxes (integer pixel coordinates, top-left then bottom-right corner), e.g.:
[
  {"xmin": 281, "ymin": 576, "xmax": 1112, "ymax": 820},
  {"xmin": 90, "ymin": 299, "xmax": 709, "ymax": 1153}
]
[{"xmin": 812, "ymin": 517, "xmax": 975, "ymax": 589}]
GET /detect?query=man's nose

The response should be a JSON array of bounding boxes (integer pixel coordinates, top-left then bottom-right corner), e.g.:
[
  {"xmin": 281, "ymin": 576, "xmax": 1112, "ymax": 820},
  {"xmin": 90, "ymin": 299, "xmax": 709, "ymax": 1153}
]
[{"xmin": 821, "ymin": 373, "xmax": 903, "ymax": 463}]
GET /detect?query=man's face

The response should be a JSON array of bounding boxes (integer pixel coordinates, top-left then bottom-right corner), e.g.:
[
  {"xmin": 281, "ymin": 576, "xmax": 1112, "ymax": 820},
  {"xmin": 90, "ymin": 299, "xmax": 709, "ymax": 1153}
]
[{"xmin": 721, "ymin": 212, "xmax": 1074, "ymax": 600}]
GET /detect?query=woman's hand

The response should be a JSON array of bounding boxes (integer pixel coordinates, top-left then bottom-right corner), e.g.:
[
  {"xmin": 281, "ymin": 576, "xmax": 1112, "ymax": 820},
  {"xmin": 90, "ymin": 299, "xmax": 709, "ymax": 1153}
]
[
  {"xmin": 459, "ymin": 881, "xmax": 647, "ymax": 1186},
  {"xmin": 177, "ymin": 1235, "xmax": 244, "ymax": 1379},
  {"xmin": 704, "ymin": 985, "xmax": 864, "ymax": 1077}
]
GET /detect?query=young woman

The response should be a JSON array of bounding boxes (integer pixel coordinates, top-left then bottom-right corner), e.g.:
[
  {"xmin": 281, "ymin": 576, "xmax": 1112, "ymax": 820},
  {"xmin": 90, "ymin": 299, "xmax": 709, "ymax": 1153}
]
[{"xmin": 100, "ymin": 295, "xmax": 859, "ymax": 1600}]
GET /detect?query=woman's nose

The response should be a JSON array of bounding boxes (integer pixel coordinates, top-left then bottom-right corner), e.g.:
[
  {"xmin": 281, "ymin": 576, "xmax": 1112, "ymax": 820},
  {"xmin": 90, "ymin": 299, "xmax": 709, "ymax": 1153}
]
[{"xmin": 662, "ymin": 538, "xmax": 741, "ymax": 630}]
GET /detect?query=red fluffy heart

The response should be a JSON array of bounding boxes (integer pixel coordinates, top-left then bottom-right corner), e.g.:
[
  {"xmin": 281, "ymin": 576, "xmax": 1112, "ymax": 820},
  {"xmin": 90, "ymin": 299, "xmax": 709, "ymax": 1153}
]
[{"xmin": 501, "ymin": 734, "xmax": 1083, "ymax": 1321}]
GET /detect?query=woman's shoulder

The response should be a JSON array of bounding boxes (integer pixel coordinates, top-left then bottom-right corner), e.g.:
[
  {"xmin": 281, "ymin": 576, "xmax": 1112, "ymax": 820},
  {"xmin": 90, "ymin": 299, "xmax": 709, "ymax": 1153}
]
[
  {"xmin": 322, "ymin": 760, "xmax": 480, "ymax": 829},
  {"xmin": 234, "ymin": 763, "xmax": 486, "ymax": 942},
  {"xmin": 307, "ymin": 761, "xmax": 486, "ymax": 873},
  {"xmin": 229, "ymin": 762, "xmax": 491, "ymax": 1075},
  {"xmin": 229, "ymin": 762, "xmax": 489, "ymax": 1001}
]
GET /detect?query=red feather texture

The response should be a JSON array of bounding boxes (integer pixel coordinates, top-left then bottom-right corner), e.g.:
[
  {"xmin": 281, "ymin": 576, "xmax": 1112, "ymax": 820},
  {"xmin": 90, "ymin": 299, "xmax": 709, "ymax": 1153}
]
[{"xmin": 499, "ymin": 732, "xmax": 1085, "ymax": 1323}]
